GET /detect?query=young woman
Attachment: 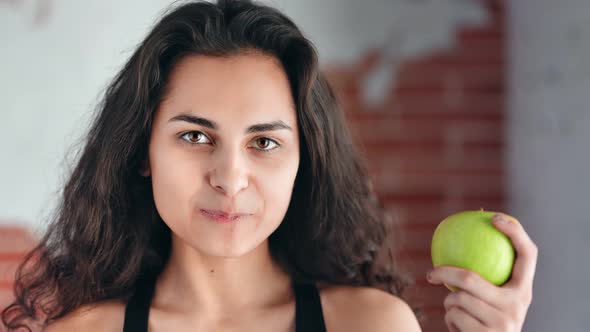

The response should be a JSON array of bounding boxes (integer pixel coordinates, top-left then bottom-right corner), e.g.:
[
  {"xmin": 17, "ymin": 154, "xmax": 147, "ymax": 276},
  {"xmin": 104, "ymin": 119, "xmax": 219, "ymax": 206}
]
[{"xmin": 1, "ymin": 0, "xmax": 538, "ymax": 331}]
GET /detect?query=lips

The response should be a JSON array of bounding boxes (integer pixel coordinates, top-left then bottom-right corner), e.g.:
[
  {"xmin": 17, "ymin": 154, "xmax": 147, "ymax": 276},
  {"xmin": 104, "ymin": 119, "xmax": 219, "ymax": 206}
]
[{"xmin": 200, "ymin": 209, "xmax": 251, "ymax": 223}]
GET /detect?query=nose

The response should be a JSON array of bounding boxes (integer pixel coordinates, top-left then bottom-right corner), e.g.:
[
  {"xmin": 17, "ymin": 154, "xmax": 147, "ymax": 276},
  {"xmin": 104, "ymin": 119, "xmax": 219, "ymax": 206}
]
[{"xmin": 208, "ymin": 149, "xmax": 249, "ymax": 197}]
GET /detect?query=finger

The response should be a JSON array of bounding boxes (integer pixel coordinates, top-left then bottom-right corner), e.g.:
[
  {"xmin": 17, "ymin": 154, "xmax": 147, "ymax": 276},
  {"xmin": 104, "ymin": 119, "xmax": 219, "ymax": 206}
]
[
  {"xmin": 428, "ymin": 266, "xmax": 502, "ymax": 309},
  {"xmin": 492, "ymin": 213, "xmax": 538, "ymax": 287},
  {"xmin": 445, "ymin": 306, "xmax": 487, "ymax": 332},
  {"xmin": 444, "ymin": 290, "xmax": 503, "ymax": 327}
]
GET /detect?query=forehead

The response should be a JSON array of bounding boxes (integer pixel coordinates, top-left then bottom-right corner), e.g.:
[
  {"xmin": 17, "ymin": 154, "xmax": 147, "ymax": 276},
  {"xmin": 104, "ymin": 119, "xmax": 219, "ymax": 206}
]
[{"xmin": 157, "ymin": 52, "xmax": 296, "ymax": 123}]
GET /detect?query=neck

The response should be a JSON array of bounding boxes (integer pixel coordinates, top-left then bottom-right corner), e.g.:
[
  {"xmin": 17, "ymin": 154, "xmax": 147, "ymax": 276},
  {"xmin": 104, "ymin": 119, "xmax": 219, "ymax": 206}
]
[{"xmin": 152, "ymin": 234, "xmax": 293, "ymax": 317}]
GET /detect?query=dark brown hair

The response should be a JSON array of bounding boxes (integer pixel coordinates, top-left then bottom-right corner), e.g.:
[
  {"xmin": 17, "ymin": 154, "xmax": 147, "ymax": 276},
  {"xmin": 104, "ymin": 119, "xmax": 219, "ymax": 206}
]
[{"xmin": 2, "ymin": 0, "xmax": 410, "ymax": 330}]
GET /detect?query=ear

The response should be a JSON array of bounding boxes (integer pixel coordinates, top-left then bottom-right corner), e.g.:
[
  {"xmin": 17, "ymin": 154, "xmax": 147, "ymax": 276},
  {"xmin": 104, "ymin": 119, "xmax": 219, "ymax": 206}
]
[{"xmin": 139, "ymin": 159, "xmax": 151, "ymax": 177}]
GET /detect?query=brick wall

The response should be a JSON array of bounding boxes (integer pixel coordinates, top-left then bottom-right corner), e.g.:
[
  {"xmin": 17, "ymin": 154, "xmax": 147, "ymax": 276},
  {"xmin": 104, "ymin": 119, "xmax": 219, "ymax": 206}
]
[
  {"xmin": 324, "ymin": 0, "xmax": 505, "ymax": 331},
  {"xmin": 0, "ymin": 225, "xmax": 36, "ymax": 310}
]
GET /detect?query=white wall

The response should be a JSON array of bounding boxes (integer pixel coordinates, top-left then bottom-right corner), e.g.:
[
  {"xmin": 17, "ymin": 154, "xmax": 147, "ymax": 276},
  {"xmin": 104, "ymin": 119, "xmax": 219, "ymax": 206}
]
[
  {"xmin": 508, "ymin": 1, "xmax": 590, "ymax": 330},
  {"xmin": 0, "ymin": 1, "xmax": 174, "ymax": 232}
]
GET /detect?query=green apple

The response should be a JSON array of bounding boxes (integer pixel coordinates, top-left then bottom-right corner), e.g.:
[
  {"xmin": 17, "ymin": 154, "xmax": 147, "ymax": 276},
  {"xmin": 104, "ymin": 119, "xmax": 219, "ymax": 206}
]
[{"xmin": 431, "ymin": 210, "xmax": 518, "ymax": 291}]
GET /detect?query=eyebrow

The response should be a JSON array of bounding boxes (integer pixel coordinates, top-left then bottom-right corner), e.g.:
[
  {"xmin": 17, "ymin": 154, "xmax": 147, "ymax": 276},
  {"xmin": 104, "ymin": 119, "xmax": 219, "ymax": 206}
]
[{"xmin": 168, "ymin": 113, "xmax": 293, "ymax": 134}]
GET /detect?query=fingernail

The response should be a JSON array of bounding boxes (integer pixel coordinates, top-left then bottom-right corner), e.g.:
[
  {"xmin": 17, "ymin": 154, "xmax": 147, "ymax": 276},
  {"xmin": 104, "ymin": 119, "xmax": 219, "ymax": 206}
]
[
  {"xmin": 426, "ymin": 271, "xmax": 433, "ymax": 282},
  {"xmin": 493, "ymin": 214, "xmax": 508, "ymax": 224}
]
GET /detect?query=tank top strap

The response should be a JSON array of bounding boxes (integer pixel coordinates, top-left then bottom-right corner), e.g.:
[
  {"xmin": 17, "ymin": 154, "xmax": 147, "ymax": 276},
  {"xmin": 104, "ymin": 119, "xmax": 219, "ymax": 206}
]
[
  {"xmin": 293, "ymin": 282, "xmax": 327, "ymax": 332},
  {"xmin": 122, "ymin": 275, "xmax": 156, "ymax": 332}
]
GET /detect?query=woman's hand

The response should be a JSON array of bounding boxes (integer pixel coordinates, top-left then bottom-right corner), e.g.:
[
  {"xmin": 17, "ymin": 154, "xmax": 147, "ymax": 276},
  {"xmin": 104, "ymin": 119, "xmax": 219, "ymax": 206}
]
[{"xmin": 426, "ymin": 213, "xmax": 538, "ymax": 332}]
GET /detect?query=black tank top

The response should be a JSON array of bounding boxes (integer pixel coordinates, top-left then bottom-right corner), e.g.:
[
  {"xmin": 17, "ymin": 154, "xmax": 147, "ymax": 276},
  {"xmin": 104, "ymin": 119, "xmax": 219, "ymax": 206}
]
[{"xmin": 122, "ymin": 275, "xmax": 327, "ymax": 332}]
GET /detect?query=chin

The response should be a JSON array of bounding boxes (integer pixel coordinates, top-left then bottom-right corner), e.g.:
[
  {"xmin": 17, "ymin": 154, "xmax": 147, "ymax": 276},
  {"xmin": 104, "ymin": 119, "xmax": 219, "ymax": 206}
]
[{"xmin": 188, "ymin": 237, "xmax": 267, "ymax": 259}]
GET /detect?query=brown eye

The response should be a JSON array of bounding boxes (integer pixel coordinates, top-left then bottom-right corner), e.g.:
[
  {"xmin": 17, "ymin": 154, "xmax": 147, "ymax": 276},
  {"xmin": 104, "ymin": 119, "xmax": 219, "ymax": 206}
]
[
  {"xmin": 181, "ymin": 131, "xmax": 211, "ymax": 144},
  {"xmin": 254, "ymin": 137, "xmax": 279, "ymax": 151}
]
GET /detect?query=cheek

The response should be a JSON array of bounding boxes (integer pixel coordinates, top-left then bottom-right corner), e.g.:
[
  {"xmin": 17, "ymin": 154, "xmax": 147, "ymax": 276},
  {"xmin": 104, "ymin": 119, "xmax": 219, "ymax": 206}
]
[
  {"xmin": 256, "ymin": 153, "xmax": 299, "ymax": 219},
  {"xmin": 149, "ymin": 143, "xmax": 204, "ymax": 221}
]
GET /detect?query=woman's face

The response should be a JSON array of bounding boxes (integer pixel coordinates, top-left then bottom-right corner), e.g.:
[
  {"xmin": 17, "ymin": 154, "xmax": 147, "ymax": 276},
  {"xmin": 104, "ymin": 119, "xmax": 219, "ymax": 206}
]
[{"xmin": 146, "ymin": 52, "xmax": 300, "ymax": 257}]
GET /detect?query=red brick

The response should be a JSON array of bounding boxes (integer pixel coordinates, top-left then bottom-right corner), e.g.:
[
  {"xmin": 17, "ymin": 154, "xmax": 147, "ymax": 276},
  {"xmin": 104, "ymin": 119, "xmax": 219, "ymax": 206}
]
[
  {"xmin": 323, "ymin": 67, "xmax": 358, "ymax": 94},
  {"xmin": 459, "ymin": 34, "xmax": 504, "ymax": 57},
  {"xmin": 399, "ymin": 226, "xmax": 438, "ymax": 253},
  {"xmin": 399, "ymin": 97, "xmax": 503, "ymax": 115},
  {"xmin": 393, "ymin": 82, "xmax": 503, "ymax": 95},
  {"xmin": 351, "ymin": 118, "xmax": 503, "ymax": 148},
  {"xmin": 1, "ymin": 288, "xmax": 15, "ymax": 311},
  {"xmin": 390, "ymin": 81, "xmax": 503, "ymax": 100},
  {"xmin": 405, "ymin": 285, "xmax": 449, "ymax": 332},
  {"xmin": 347, "ymin": 108, "xmax": 503, "ymax": 124},
  {"xmin": 353, "ymin": 92, "xmax": 503, "ymax": 115},
  {"xmin": 0, "ymin": 226, "xmax": 37, "ymax": 253},
  {"xmin": 359, "ymin": 140, "xmax": 503, "ymax": 157},
  {"xmin": 397, "ymin": 88, "xmax": 502, "ymax": 107},
  {"xmin": 388, "ymin": 206, "xmax": 445, "ymax": 229},
  {"xmin": 418, "ymin": 313, "xmax": 449, "ymax": 332},
  {"xmin": 382, "ymin": 194, "xmax": 504, "ymax": 210},
  {"xmin": 0, "ymin": 260, "xmax": 21, "ymax": 284},
  {"xmin": 405, "ymin": 283, "xmax": 448, "ymax": 308},
  {"xmin": 386, "ymin": 202, "xmax": 509, "ymax": 229},
  {"xmin": 398, "ymin": 58, "xmax": 503, "ymax": 78},
  {"xmin": 370, "ymin": 173, "xmax": 505, "ymax": 205},
  {"xmin": 358, "ymin": 120, "xmax": 445, "ymax": 145},
  {"xmin": 486, "ymin": 0, "xmax": 506, "ymax": 13},
  {"xmin": 365, "ymin": 148, "xmax": 503, "ymax": 174},
  {"xmin": 444, "ymin": 121, "xmax": 503, "ymax": 143},
  {"xmin": 396, "ymin": 254, "xmax": 432, "ymax": 279},
  {"xmin": 341, "ymin": 92, "xmax": 504, "ymax": 116},
  {"xmin": 385, "ymin": 200, "xmax": 506, "ymax": 227},
  {"xmin": 458, "ymin": 25, "xmax": 504, "ymax": 42},
  {"xmin": 423, "ymin": 46, "xmax": 504, "ymax": 66}
]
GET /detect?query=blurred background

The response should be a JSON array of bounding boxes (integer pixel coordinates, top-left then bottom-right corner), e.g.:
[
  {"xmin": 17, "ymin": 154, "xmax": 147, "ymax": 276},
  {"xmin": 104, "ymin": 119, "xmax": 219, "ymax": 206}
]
[{"xmin": 1, "ymin": 0, "xmax": 588, "ymax": 331}]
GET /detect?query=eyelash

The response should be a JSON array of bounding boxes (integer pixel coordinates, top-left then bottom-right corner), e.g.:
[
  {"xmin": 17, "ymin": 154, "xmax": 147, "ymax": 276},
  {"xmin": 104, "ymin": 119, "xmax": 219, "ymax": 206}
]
[{"xmin": 178, "ymin": 131, "xmax": 281, "ymax": 152}]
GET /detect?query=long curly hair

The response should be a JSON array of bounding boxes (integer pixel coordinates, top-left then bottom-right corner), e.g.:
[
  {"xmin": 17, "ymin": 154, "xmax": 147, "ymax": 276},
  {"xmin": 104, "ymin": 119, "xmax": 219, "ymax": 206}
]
[{"xmin": 2, "ymin": 0, "xmax": 411, "ymax": 330}]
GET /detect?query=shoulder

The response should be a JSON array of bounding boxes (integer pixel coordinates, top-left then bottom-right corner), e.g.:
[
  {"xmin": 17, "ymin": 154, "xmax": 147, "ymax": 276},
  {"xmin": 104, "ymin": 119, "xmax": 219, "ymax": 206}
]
[
  {"xmin": 319, "ymin": 285, "xmax": 421, "ymax": 332},
  {"xmin": 44, "ymin": 299, "xmax": 125, "ymax": 332}
]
